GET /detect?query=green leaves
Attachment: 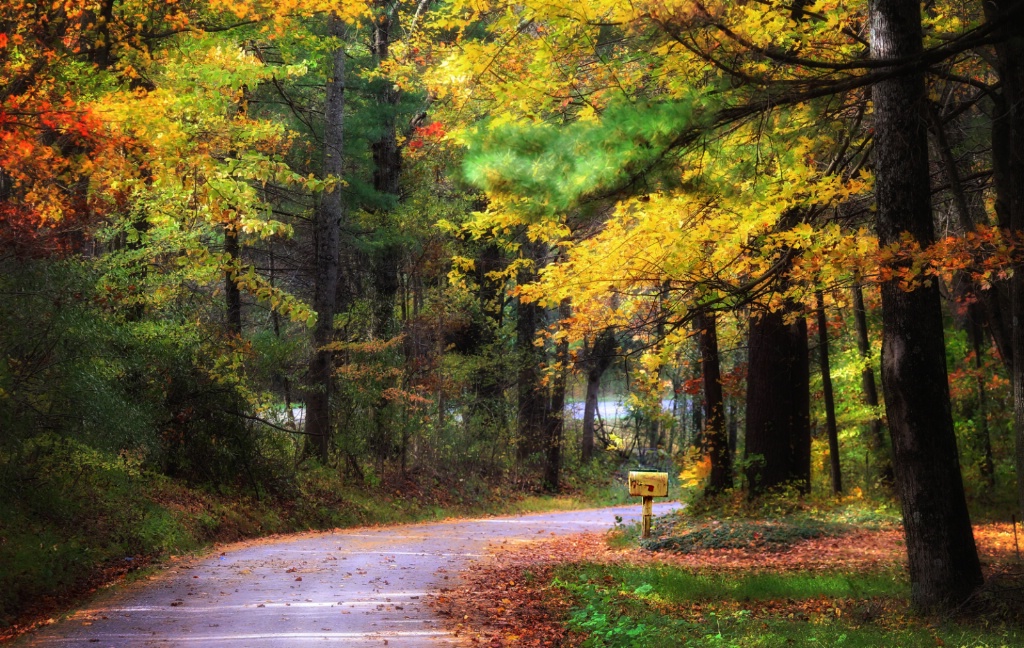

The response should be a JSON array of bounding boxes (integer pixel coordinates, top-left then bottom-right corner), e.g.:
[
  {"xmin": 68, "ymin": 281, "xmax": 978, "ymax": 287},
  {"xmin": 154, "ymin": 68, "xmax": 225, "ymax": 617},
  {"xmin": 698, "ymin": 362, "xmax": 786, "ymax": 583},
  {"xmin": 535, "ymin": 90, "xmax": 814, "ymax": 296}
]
[{"xmin": 463, "ymin": 97, "xmax": 716, "ymax": 218}]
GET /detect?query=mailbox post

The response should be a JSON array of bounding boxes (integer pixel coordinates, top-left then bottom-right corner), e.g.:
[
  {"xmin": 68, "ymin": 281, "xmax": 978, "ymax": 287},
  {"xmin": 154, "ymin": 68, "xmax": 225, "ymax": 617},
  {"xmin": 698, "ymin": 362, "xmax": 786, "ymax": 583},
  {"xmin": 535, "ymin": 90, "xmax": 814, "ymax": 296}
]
[{"xmin": 627, "ymin": 471, "xmax": 668, "ymax": 538}]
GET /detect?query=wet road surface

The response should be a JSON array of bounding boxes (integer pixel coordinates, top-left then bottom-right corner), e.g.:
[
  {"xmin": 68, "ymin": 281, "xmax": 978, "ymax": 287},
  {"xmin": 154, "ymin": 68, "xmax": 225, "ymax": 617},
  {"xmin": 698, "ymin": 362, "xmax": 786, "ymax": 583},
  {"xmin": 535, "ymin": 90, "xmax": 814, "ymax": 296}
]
[{"xmin": 19, "ymin": 502, "xmax": 681, "ymax": 647}]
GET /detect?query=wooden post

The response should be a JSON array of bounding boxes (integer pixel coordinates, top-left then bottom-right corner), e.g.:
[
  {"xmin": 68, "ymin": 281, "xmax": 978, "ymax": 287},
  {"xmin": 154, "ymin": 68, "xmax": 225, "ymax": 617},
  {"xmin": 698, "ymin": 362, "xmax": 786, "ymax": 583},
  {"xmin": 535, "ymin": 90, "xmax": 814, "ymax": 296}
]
[
  {"xmin": 628, "ymin": 471, "xmax": 667, "ymax": 541},
  {"xmin": 641, "ymin": 496, "xmax": 653, "ymax": 538}
]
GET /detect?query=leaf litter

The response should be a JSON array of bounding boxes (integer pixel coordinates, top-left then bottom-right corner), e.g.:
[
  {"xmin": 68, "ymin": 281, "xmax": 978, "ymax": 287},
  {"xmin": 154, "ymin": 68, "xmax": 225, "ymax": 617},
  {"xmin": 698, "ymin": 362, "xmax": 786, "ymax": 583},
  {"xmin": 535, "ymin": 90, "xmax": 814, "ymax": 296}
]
[{"xmin": 434, "ymin": 522, "xmax": 1023, "ymax": 646}]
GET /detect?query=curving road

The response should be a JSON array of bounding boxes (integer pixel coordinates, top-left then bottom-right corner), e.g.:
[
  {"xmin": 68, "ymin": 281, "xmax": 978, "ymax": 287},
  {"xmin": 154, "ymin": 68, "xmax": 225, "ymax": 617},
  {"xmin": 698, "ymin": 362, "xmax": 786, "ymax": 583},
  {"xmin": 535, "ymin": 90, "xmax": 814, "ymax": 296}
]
[{"xmin": 18, "ymin": 502, "xmax": 681, "ymax": 647}]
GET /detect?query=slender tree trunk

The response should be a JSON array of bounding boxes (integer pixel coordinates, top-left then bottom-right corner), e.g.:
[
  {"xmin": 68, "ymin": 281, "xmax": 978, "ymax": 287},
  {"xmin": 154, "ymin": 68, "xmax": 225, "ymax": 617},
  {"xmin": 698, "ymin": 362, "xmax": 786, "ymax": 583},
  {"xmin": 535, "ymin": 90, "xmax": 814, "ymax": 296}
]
[
  {"xmin": 744, "ymin": 305, "xmax": 810, "ymax": 495},
  {"xmin": 969, "ymin": 316, "xmax": 996, "ymax": 490},
  {"xmin": 696, "ymin": 311, "xmax": 731, "ymax": 495},
  {"xmin": 582, "ymin": 328, "xmax": 616, "ymax": 463},
  {"xmin": 870, "ymin": 0, "xmax": 982, "ymax": 610},
  {"xmin": 224, "ymin": 220, "xmax": 242, "ymax": 337},
  {"xmin": 815, "ymin": 290, "xmax": 841, "ymax": 494},
  {"xmin": 727, "ymin": 400, "xmax": 738, "ymax": 465},
  {"xmin": 852, "ymin": 282, "xmax": 890, "ymax": 478},
  {"xmin": 581, "ymin": 359, "xmax": 600, "ymax": 463},
  {"xmin": 268, "ymin": 248, "xmax": 294, "ymax": 421},
  {"xmin": 306, "ymin": 13, "xmax": 347, "ymax": 463},
  {"xmin": 690, "ymin": 392, "xmax": 703, "ymax": 449}
]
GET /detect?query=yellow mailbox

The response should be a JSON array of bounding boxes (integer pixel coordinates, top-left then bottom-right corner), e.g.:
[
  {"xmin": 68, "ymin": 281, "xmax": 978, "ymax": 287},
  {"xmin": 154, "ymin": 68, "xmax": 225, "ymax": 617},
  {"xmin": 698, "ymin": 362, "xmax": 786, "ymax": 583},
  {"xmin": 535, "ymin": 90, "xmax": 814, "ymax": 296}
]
[
  {"xmin": 628, "ymin": 471, "xmax": 668, "ymax": 538},
  {"xmin": 628, "ymin": 471, "xmax": 668, "ymax": 497}
]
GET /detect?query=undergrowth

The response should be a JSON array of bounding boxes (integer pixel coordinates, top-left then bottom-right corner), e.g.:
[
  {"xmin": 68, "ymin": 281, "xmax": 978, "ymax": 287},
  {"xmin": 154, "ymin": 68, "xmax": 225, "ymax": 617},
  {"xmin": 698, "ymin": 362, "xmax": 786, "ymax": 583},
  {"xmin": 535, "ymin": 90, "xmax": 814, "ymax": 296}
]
[{"xmin": 640, "ymin": 518, "xmax": 852, "ymax": 553}]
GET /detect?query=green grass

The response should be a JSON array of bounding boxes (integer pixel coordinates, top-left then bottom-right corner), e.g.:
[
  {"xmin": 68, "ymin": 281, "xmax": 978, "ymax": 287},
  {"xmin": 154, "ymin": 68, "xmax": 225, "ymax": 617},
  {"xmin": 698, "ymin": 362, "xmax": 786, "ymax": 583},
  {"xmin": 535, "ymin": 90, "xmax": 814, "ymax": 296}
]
[
  {"xmin": 553, "ymin": 564, "xmax": 1021, "ymax": 648},
  {"xmin": 558, "ymin": 563, "xmax": 906, "ymax": 604}
]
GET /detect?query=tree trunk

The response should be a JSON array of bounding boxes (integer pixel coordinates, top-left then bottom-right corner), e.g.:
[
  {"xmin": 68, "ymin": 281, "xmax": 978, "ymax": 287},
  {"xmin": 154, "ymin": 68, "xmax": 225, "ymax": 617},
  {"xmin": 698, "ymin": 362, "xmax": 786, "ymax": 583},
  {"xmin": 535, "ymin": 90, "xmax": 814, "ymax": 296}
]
[
  {"xmin": 363, "ymin": 2, "xmax": 404, "ymax": 467},
  {"xmin": 744, "ymin": 305, "xmax": 810, "ymax": 495},
  {"xmin": 369, "ymin": 1, "xmax": 402, "ymax": 340},
  {"xmin": 543, "ymin": 300, "xmax": 571, "ymax": 492},
  {"xmin": 467, "ymin": 241, "xmax": 509, "ymax": 453},
  {"xmin": 815, "ymin": 290, "xmax": 841, "ymax": 494},
  {"xmin": 516, "ymin": 241, "xmax": 547, "ymax": 466},
  {"xmin": 305, "ymin": 13, "xmax": 347, "ymax": 464},
  {"xmin": 852, "ymin": 282, "xmax": 890, "ymax": 479},
  {"xmin": 268, "ymin": 248, "xmax": 294, "ymax": 423},
  {"xmin": 727, "ymin": 400, "xmax": 738, "ymax": 465},
  {"xmin": 870, "ymin": 0, "xmax": 982, "ymax": 610},
  {"xmin": 969, "ymin": 315, "xmax": 996, "ymax": 490},
  {"xmin": 696, "ymin": 311, "xmax": 731, "ymax": 495},
  {"xmin": 582, "ymin": 328, "xmax": 616, "ymax": 463},
  {"xmin": 224, "ymin": 220, "xmax": 242, "ymax": 337},
  {"xmin": 988, "ymin": 0, "xmax": 1024, "ymax": 524}
]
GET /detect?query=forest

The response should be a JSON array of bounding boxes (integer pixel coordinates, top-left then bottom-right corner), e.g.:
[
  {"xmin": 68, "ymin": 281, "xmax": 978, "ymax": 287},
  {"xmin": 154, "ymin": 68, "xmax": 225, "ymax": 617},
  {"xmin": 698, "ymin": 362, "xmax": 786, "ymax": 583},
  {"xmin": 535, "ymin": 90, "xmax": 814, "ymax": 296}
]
[{"xmin": 2, "ymin": 0, "xmax": 1024, "ymax": 640}]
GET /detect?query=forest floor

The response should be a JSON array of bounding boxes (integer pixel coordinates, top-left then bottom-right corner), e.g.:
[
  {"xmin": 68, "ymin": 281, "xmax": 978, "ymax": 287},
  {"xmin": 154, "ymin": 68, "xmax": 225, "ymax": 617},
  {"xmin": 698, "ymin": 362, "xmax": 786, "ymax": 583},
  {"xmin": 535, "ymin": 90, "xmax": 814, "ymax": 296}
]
[{"xmin": 438, "ymin": 511, "xmax": 1024, "ymax": 647}]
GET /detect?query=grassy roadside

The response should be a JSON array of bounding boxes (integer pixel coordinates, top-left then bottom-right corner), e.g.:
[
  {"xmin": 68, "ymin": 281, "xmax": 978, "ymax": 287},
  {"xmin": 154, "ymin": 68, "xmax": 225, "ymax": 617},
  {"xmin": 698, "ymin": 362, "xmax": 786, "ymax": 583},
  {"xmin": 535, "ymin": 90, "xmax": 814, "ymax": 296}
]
[
  {"xmin": 438, "ymin": 498, "xmax": 1024, "ymax": 648},
  {"xmin": 554, "ymin": 562, "xmax": 1020, "ymax": 647},
  {"xmin": 0, "ymin": 440, "xmax": 630, "ymax": 641}
]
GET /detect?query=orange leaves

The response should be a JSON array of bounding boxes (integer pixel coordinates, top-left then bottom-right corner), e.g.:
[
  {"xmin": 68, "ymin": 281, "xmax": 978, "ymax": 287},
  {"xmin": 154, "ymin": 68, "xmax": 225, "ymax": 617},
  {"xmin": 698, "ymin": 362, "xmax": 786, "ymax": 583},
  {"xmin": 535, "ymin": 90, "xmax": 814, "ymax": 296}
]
[
  {"xmin": 0, "ymin": 90, "xmax": 115, "ymax": 234},
  {"xmin": 407, "ymin": 121, "xmax": 446, "ymax": 151},
  {"xmin": 871, "ymin": 225, "xmax": 1018, "ymax": 291}
]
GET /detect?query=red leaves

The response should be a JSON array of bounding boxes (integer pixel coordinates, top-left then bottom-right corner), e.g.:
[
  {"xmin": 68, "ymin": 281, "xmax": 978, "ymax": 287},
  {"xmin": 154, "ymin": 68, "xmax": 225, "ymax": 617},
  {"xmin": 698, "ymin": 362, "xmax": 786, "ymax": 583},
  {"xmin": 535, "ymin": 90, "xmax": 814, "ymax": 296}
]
[{"xmin": 408, "ymin": 121, "xmax": 446, "ymax": 151}]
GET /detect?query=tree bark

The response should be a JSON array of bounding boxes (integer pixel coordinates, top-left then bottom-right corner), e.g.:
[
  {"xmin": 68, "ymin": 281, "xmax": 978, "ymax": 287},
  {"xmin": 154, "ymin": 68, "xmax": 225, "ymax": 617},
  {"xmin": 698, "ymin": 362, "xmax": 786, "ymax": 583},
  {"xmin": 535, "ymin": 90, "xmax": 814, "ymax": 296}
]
[
  {"xmin": 969, "ymin": 316, "xmax": 996, "ymax": 490},
  {"xmin": 369, "ymin": 0, "xmax": 402, "ymax": 340},
  {"xmin": 870, "ymin": 0, "xmax": 982, "ymax": 610},
  {"xmin": 815, "ymin": 290, "xmax": 841, "ymax": 494},
  {"xmin": 516, "ymin": 241, "xmax": 547, "ymax": 466},
  {"xmin": 744, "ymin": 305, "xmax": 810, "ymax": 495},
  {"xmin": 987, "ymin": 0, "xmax": 1024, "ymax": 524},
  {"xmin": 696, "ymin": 310, "xmax": 731, "ymax": 495},
  {"xmin": 306, "ymin": 13, "xmax": 347, "ymax": 464},
  {"xmin": 543, "ymin": 300, "xmax": 571, "ymax": 492},
  {"xmin": 224, "ymin": 220, "xmax": 242, "ymax": 337}
]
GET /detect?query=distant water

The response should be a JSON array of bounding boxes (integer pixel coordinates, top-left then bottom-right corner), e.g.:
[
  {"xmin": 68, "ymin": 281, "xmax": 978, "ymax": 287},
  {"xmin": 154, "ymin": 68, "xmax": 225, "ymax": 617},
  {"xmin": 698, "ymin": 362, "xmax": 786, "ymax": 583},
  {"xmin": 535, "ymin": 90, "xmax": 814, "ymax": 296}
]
[
  {"xmin": 280, "ymin": 400, "xmax": 678, "ymax": 427},
  {"xmin": 565, "ymin": 399, "xmax": 677, "ymax": 421}
]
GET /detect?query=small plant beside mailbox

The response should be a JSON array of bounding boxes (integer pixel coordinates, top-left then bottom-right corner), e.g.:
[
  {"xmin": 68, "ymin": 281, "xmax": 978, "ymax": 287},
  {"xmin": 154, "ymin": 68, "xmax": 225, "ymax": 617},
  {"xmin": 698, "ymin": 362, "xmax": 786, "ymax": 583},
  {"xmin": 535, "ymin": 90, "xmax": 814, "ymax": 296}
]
[{"xmin": 628, "ymin": 471, "xmax": 668, "ymax": 539}]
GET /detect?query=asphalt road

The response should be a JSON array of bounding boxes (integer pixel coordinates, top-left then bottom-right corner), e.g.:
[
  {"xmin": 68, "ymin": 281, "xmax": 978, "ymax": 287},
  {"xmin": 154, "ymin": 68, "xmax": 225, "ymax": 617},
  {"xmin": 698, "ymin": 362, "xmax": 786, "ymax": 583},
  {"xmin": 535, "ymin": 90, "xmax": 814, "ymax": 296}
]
[{"xmin": 19, "ymin": 502, "xmax": 681, "ymax": 647}]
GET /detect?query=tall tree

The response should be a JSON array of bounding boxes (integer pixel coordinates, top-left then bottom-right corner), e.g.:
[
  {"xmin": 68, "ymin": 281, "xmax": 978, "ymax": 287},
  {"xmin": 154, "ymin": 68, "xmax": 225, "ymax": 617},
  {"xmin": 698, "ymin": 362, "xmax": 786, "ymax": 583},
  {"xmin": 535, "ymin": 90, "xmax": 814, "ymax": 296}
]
[
  {"xmin": 368, "ymin": 0, "xmax": 403, "ymax": 340},
  {"xmin": 870, "ymin": 0, "xmax": 982, "ymax": 610},
  {"xmin": 987, "ymin": 0, "xmax": 1024, "ymax": 521},
  {"xmin": 306, "ymin": 13, "xmax": 348, "ymax": 463}
]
